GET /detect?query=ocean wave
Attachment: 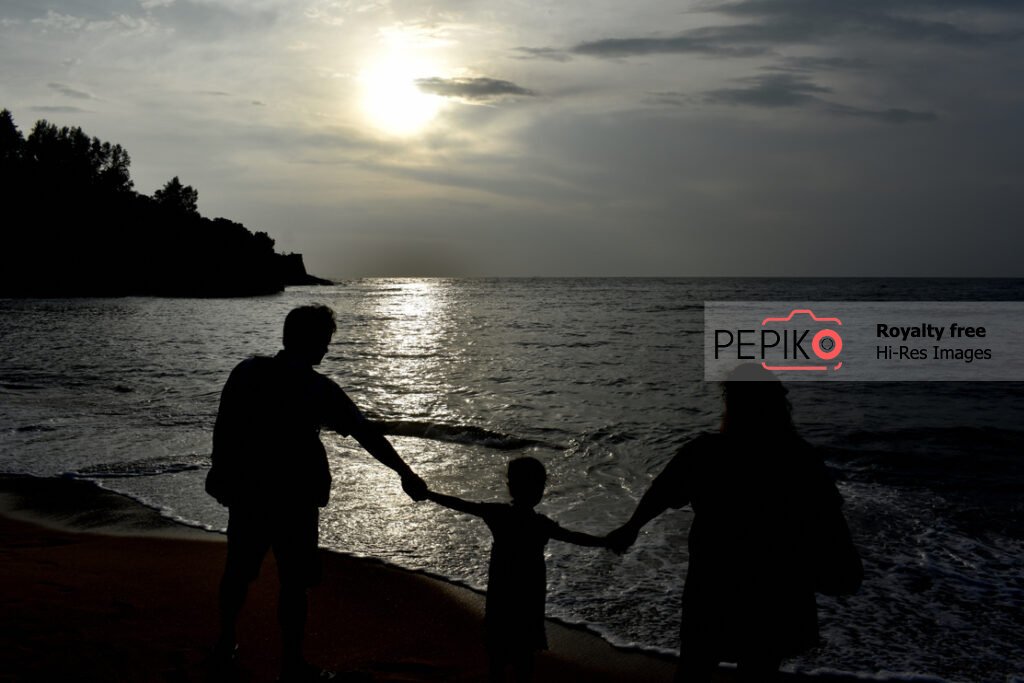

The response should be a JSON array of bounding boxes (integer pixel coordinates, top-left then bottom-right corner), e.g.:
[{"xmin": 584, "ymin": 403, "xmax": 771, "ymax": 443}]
[
  {"xmin": 823, "ymin": 427, "xmax": 1024, "ymax": 490},
  {"xmin": 0, "ymin": 382, "xmax": 47, "ymax": 391},
  {"xmin": 640, "ymin": 303, "xmax": 705, "ymax": 313},
  {"xmin": 69, "ymin": 453, "xmax": 209, "ymax": 479},
  {"xmin": 12, "ymin": 424, "xmax": 58, "ymax": 433},
  {"xmin": 796, "ymin": 669, "xmax": 950, "ymax": 682},
  {"xmin": 514, "ymin": 340, "xmax": 610, "ymax": 349},
  {"xmin": 843, "ymin": 425, "xmax": 1024, "ymax": 450},
  {"xmin": 374, "ymin": 420, "xmax": 564, "ymax": 451}
]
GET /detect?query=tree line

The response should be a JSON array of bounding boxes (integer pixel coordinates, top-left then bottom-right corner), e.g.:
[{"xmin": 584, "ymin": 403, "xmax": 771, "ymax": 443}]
[{"xmin": 0, "ymin": 108, "xmax": 327, "ymax": 296}]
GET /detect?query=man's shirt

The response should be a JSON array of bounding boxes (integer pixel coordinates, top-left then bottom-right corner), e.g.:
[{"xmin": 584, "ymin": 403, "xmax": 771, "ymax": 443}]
[{"xmin": 208, "ymin": 350, "xmax": 366, "ymax": 508}]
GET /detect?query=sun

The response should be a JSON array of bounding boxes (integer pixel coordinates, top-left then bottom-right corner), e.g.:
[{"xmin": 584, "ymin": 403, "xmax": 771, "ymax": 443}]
[{"xmin": 359, "ymin": 57, "xmax": 445, "ymax": 136}]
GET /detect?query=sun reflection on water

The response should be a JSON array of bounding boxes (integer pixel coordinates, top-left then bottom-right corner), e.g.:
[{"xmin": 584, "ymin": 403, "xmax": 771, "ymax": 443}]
[
  {"xmin": 364, "ymin": 278, "xmax": 458, "ymax": 420},
  {"xmin": 319, "ymin": 279, "xmax": 499, "ymax": 573}
]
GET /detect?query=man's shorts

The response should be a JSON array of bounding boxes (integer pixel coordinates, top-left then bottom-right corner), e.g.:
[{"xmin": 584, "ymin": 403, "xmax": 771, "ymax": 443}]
[{"xmin": 224, "ymin": 505, "xmax": 321, "ymax": 588}]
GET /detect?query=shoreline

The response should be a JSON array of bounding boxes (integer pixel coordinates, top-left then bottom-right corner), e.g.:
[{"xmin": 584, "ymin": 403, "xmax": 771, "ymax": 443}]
[
  {"xmin": 0, "ymin": 475, "xmax": 913, "ymax": 682},
  {"xmin": 0, "ymin": 474, "xmax": 680, "ymax": 682}
]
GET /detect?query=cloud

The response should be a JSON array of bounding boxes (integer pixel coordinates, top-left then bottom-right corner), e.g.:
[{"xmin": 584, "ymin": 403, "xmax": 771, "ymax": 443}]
[
  {"xmin": 48, "ymin": 82, "xmax": 95, "ymax": 99},
  {"xmin": 148, "ymin": 1, "xmax": 279, "ymax": 41},
  {"xmin": 826, "ymin": 104, "xmax": 938, "ymax": 124},
  {"xmin": 571, "ymin": 35, "xmax": 770, "ymax": 58},
  {"xmin": 567, "ymin": 0, "xmax": 1024, "ymax": 63},
  {"xmin": 30, "ymin": 10, "xmax": 91, "ymax": 32},
  {"xmin": 703, "ymin": 73, "xmax": 831, "ymax": 107},
  {"xmin": 6, "ymin": 1, "xmax": 137, "ymax": 25},
  {"xmin": 706, "ymin": 0, "xmax": 1024, "ymax": 47},
  {"xmin": 773, "ymin": 55, "xmax": 874, "ymax": 72},
  {"xmin": 414, "ymin": 77, "xmax": 536, "ymax": 102},
  {"xmin": 644, "ymin": 91, "xmax": 696, "ymax": 107},
  {"xmin": 513, "ymin": 47, "xmax": 572, "ymax": 62},
  {"xmin": 31, "ymin": 105, "xmax": 90, "ymax": 113},
  {"xmin": 28, "ymin": 8, "xmax": 158, "ymax": 36},
  {"xmin": 14, "ymin": 1, "xmax": 278, "ymax": 41},
  {"xmin": 698, "ymin": 73, "xmax": 939, "ymax": 123}
]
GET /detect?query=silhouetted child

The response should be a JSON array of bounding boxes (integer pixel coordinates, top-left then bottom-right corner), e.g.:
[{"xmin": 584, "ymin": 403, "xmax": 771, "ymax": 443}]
[{"xmin": 426, "ymin": 457, "xmax": 606, "ymax": 683}]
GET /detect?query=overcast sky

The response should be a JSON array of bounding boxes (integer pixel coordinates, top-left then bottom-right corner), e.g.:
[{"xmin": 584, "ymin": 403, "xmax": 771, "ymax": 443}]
[{"xmin": 1, "ymin": 0, "xmax": 1022, "ymax": 277}]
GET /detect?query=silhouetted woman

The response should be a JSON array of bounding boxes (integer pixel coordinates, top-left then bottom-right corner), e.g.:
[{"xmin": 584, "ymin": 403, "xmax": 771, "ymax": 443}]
[{"xmin": 607, "ymin": 364, "xmax": 860, "ymax": 682}]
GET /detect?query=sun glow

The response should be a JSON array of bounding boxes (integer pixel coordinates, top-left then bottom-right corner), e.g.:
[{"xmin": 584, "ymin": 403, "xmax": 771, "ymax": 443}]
[{"xmin": 359, "ymin": 57, "xmax": 445, "ymax": 136}]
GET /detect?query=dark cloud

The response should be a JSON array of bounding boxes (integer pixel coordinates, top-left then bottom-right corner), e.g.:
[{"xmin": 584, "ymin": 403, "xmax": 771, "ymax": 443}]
[
  {"xmin": 570, "ymin": 0, "xmax": 1023, "ymax": 62},
  {"xmin": 644, "ymin": 91, "xmax": 695, "ymax": 107},
  {"xmin": 31, "ymin": 105, "xmax": 89, "ymax": 113},
  {"xmin": 773, "ymin": 55, "xmax": 874, "ymax": 72},
  {"xmin": 706, "ymin": 0, "xmax": 1024, "ymax": 47},
  {"xmin": 704, "ymin": 73, "xmax": 831, "ymax": 107},
  {"xmin": 571, "ymin": 35, "xmax": 770, "ymax": 58},
  {"xmin": 701, "ymin": 73, "xmax": 938, "ymax": 123},
  {"xmin": 414, "ymin": 77, "xmax": 536, "ymax": 101},
  {"xmin": 513, "ymin": 47, "xmax": 572, "ymax": 62},
  {"xmin": 826, "ymin": 104, "xmax": 938, "ymax": 124},
  {"xmin": 48, "ymin": 82, "xmax": 94, "ymax": 99}
]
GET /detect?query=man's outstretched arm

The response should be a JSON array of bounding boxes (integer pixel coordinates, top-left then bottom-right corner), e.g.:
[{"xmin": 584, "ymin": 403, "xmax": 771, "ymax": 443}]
[{"xmin": 348, "ymin": 420, "xmax": 427, "ymax": 500}]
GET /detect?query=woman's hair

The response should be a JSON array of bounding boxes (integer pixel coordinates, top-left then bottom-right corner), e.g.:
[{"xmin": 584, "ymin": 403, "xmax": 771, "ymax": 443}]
[{"xmin": 720, "ymin": 363, "xmax": 795, "ymax": 436}]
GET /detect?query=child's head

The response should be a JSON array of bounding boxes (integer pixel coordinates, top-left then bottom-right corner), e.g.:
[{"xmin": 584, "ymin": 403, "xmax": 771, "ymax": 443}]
[{"xmin": 507, "ymin": 457, "xmax": 546, "ymax": 507}]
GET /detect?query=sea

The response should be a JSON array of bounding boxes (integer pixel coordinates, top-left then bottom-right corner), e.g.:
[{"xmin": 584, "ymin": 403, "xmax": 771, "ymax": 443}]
[{"xmin": 1, "ymin": 278, "xmax": 1022, "ymax": 683}]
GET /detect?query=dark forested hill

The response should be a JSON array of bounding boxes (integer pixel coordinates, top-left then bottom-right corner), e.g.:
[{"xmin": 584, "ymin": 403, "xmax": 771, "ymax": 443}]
[{"xmin": 0, "ymin": 109, "xmax": 330, "ymax": 297}]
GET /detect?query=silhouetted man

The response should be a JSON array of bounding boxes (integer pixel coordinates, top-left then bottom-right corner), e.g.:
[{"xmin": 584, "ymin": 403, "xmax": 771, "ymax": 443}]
[{"xmin": 207, "ymin": 304, "xmax": 426, "ymax": 682}]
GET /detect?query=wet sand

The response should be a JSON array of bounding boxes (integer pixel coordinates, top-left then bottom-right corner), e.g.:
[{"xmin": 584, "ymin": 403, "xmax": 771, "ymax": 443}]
[{"xmin": 0, "ymin": 475, "xmax": 879, "ymax": 682}]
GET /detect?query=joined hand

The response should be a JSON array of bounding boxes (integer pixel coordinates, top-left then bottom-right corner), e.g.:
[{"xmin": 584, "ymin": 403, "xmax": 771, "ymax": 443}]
[
  {"xmin": 401, "ymin": 472, "xmax": 428, "ymax": 501},
  {"xmin": 605, "ymin": 526, "xmax": 639, "ymax": 555}
]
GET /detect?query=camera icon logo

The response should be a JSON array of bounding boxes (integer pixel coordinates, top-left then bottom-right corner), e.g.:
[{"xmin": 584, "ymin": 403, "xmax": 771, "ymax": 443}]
[{"xmin": 761, "ymin": 309, "xmax": 843, "ymax": 372}]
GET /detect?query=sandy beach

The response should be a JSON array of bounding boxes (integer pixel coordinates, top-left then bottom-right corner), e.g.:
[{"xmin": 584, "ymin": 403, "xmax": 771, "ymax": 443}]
[
  {"xmin": 0, "ymin": 475, "xmax": 887, "ymax": 683},
  {"xmin": 1, "ymin": 475, "xmax": 682, "ymax": 683}
]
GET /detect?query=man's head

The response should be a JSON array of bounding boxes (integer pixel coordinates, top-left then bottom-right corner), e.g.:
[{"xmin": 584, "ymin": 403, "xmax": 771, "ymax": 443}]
[
  {"xmin": 507, "ymin": 456, "xmax": 546, "ymax": 507},
  {"xmin": 283, "ymin": 305, "xmax": 337, "ymax": 365}
]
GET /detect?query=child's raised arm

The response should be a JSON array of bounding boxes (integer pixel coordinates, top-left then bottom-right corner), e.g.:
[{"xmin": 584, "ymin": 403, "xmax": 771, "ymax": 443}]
[{"xmin": 425, "ymin": 489, "xmax": 488, "ymax": 517}]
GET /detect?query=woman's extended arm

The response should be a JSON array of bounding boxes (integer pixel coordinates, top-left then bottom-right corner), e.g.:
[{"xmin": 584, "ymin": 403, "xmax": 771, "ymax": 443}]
[
  {"xmin": 605, "ymin": 485, "xmax": 674, "ymax": 553},
  {"xmin": 606, "ymin": 440, "xmax": 698, "ymax": 553}
]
